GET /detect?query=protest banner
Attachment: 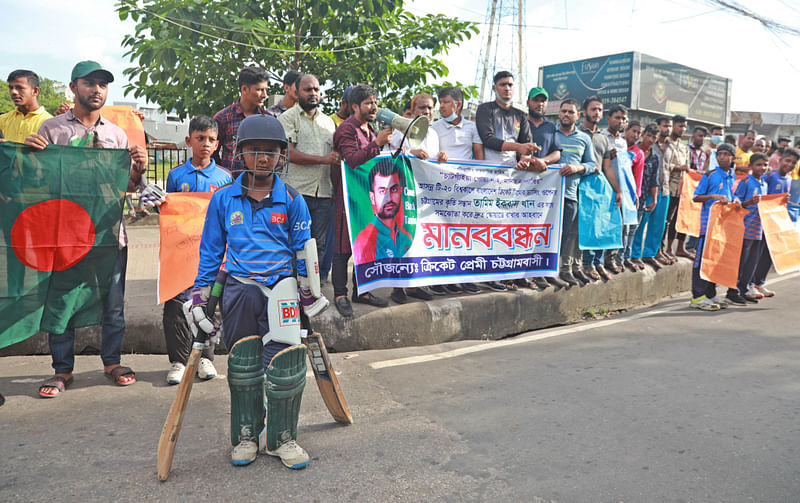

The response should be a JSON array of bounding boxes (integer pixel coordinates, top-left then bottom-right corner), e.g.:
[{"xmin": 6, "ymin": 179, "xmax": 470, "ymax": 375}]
[
  {"xmin": 157, "ymin": 192, "xmax": 213, "ymax": 303},
  {"xmin": 342, "ymin": 155, "xmax": 564, "ymax": 293},
  {"xmin": 613, "ymin": 151, "xmax": 638, "ymax": 225},
  {"xmin": 700, "ymin": 202, "xmax": 745, "ymax": 289},
  {"xmin": 758, "ymin": 194, "xmax": 800, "ymax": 274},
  {"xmin": 675, "ymin": 170, "xmax": 703, "ymax": 237},
  {"xmin": 101, "ymin": 106, "xmax": 147, "ymax": 151},
  {"xmin": 578, "ymin": 172, "xmax": 622, "ymax": 250}
]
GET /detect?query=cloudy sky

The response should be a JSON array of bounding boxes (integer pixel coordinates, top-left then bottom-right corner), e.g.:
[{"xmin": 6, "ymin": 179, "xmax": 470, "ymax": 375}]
[{"xmin": 1, "ymin": 0, "xmax": 798, "ymax": 114}]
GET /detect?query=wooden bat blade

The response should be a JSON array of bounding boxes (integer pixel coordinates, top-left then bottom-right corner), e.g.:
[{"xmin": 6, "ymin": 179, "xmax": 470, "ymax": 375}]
[
  {"xmin": 304, "ymin": 332, "xmax": 353, "ymax": 424},
  {"xmin": 156, "ymin": 347, "xmax": 202, "ymax": 481}
]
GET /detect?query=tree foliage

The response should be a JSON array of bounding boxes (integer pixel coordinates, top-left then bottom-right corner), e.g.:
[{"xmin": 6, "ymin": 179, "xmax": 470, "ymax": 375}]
[
  {"xmin": 0, "ymin": 78, "xmax": 67, "ymax": 115},
  {"xmin": 116, "ymin": 0, "xmax": 478, "ymax": 117}
]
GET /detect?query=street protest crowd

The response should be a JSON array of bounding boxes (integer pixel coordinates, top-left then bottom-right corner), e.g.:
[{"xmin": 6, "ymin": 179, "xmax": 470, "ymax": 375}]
[{"xmin": 2, "ymin": 62, "xmax": 798, "ymax": 467}]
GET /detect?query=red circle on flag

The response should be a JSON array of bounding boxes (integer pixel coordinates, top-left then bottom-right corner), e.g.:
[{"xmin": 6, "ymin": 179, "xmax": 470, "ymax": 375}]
[{"xmin": 11, "ymin": 199, "xmax": 96, "ymax": 271}]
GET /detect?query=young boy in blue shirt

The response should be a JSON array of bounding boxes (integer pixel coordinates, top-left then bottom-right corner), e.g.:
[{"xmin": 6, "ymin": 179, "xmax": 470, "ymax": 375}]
[
  {"xmin": 163, "ymin": 116, "xmax": 233, "ymax": 384},
  {"xmin": 750, "ymin": 148, "xmax": 799, "ymax": 297},
  {"xmin": 725, "ymin": 153, "xmax": 768, "ymax": 305},
  {"xmin": 187, "ymin": 114, "xmax": 327, "ymax": 469},
  {"xmin": 690, "ymin": 143, "xmax": 740, "ymax": 311}
]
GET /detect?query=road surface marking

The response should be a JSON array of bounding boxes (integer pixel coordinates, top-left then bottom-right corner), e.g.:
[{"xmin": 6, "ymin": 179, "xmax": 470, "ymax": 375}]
[{"xmin": 370, "ymin": 271, "xmax": 800, "ymax": 369}]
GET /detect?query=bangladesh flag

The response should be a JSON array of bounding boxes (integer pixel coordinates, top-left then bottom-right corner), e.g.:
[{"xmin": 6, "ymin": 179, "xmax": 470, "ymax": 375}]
[{"xmin": 0, "ymin": 143, "xmax": 130, "ymax": 349}]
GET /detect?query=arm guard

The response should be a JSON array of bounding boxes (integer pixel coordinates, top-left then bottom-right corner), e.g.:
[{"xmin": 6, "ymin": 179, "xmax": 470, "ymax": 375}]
[{"xmin": 296, "ymin": 238, "xmax": 321, "ymax": 298}]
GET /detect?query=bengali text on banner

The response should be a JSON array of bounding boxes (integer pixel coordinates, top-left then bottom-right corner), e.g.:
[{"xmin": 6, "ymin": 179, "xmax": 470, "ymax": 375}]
[{"xmin": 342, "ymin": 156, "xmax": 565, "ymax": 293}]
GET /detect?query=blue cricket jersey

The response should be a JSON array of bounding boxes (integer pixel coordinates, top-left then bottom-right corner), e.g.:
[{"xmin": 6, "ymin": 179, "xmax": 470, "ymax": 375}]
[
  {"xmin": 734, "ymin": 174, "xmax": 766, "ymax": 240},
  {"xmin": 764, "ymin": 170, "xmax": 791, "ymax": 195},
  {"xmin": 194, "ymin": 174, "xmax": 311, "ymax": 288},
  {"xmin": 694, "ymin": 166, "xmax": 735, "ymax": 235},
  {"xmin": 166, "ymin": 158, "xmax": 233, "ymax": 193}
]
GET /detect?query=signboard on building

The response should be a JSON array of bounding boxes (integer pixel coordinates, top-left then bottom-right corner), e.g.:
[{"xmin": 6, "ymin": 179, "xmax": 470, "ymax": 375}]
[
  {"xmin": 637, "ymin": 54, "xmax": 729, "ymax": 125},
  {"xmin": 538, "ymin": 52, "xmax": 731, "ymax": 126},
  {"xmin": 539, "ymin": 52, "xmax": 634, "ymax": 114}
]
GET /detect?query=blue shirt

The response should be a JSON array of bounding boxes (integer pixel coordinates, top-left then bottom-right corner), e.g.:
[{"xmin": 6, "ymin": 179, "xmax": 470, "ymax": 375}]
[
  {"xmin": 195, "ymin": 174, "xmax": 311, "ymax": 288},
  {"xmin": 764, "ymin": 170, "xmax": 791, "ymax": 195},
  {"xmin": 734, "ymin": 174, "xmax": 766, "ymax": 240},
  {"xmin": 694, "ymin": 167, "xmax": 735, "ymax": 235},
  {"xmin": 556, "ymin": 127, "xmax": 596, "ymax": 201},
  {"xmin": 529, "ymin": 118, "xmax": 562, "ymax": 159},
  {"xmin": 166, "ymin": 158, "xmax": 232, "ymax": 193}
]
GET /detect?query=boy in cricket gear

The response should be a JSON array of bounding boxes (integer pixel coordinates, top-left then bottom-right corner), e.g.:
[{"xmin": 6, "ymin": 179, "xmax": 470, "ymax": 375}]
[{"xmin": 187, "ymin": 114, "xmax": 326, "ymax": 468}]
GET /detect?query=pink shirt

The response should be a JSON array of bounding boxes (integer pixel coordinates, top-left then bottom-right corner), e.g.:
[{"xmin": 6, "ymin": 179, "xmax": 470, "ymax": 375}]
[{"xmin": 628, "ymin": 144, "xmax": 645, "ymax": 197}]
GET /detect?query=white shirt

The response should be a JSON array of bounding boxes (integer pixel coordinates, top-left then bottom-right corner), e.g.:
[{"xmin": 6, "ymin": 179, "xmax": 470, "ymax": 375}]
[
  {"xmin": 431, "ymin": 117, "xmax": 482, "ymax": 161},
  {"xmin": 387, "ymin": 127, "xmax": 439, "ymax": 155}
]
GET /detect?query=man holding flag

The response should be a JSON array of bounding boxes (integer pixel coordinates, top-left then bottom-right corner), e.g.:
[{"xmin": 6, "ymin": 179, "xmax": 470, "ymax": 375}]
[{"xmin": 20, "ymin": 61, "xmax": 150, "ymax": 397}]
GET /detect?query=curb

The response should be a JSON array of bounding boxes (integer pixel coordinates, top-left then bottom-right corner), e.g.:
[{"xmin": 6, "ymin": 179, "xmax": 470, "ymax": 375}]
[{"xmin": 0, "ymin": 261, "xmax": 692, "ymax": 356}]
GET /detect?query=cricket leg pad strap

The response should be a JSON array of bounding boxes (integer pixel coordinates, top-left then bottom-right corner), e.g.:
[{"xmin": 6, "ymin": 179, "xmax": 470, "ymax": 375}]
[
  {"xmin": 228, "ymin": 335, "xmax": 265, "ymax": 447},
  {"xmin": 265, "ymin": 345, "xmax": 307, "ymax": 451}
]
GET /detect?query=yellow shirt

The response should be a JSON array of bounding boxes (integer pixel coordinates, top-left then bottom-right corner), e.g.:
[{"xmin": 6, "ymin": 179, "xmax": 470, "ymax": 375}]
[
  {"xmin": 329, "ymin": 112, "xmax": 345, "ymax": 128},
  {"xmin": 734, "ymin": 146, "xmax": 752, "ymax": 169},
  {"xmin": 0, "ymin": 106, "xmax": 53, "ymax": 143}
]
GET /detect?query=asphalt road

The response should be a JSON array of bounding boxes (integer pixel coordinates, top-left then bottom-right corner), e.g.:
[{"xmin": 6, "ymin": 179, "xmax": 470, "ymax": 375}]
[{"xmin": 1, "ymin": 275, "xmax": 799, "ymax": 502}]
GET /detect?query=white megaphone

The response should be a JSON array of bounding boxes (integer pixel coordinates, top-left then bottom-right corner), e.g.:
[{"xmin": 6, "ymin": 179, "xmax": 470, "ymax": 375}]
[{"xmin": 376, "ymin": 108, "xmax": 429, "ymax": 148}]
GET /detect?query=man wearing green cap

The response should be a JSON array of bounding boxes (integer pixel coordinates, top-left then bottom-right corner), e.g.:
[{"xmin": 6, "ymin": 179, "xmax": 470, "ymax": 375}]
[
  {"xmin": 24, "ymin": 60, "xmax": 149, "ymax": 397},
  {"xmin": 518, "ymin": 86, "xmax": 564, "ymax": 289}
]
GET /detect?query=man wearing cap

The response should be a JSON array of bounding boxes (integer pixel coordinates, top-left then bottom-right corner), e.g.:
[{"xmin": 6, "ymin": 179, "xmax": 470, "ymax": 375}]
[
  {"xmin": 522, "ymin": 86, "xmax": 563, "ymax": 288},
  {"xmin": 23, "ymin": 61, "xmax": 149, "ymax": 397}
]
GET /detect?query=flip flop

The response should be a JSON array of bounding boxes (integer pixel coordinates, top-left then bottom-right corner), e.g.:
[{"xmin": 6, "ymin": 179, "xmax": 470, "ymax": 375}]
[
  {"xmin": 104, "ymin": 366, "xmax": 136, "ymax": 386},
  {"xmin": 39, "ymin": 375, "xmax": 73, "ymax": 398}
]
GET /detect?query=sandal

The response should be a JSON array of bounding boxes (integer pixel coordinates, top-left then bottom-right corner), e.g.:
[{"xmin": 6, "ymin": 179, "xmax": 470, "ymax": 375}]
[
  {"xmin": 39, "ymin": 375, "xmax": 73, "ymax": 398},
  {"xmin": 105, "ymin": 366, "xmax": 136, "ymax": 386}
]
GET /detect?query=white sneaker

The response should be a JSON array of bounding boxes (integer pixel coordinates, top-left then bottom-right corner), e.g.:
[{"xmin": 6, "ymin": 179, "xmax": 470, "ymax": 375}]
[
  {"xmin": 689, "ymin": 296, "xmax": 720, "ymax": 311},
  {"xmin": 746, "ymin": 286, "xmax": 764, "ymax": 300},
  {"xmin": 710, "ymin": 296, "xmax": 729, "ymax": 309},
  {"xmin": 231, "ymin": 440, "xmax": 258, "ymax": 466},
  {"xmin": 266, "ymin": 439, "xmax": 310, "ymax": 469},
  {"xmin": 755, "ymin": 284, "xmax": 775, "ymax": 297},
  {"xmin": 197, "ymin": 358, "xmax": 217, "ymax": 380},
  {"xmin": 166, "ymin": 362, "xmax": 185, "ymax": 385}
]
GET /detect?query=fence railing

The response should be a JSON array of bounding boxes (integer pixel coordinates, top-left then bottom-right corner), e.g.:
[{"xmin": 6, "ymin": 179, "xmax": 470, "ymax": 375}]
[{"xmin": 146, "ymin": 148, "xmax": 188, "ymax": 186}]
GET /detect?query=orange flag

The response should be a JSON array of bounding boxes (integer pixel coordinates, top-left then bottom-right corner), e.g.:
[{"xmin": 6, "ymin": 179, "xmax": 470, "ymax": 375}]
[
  {"xmin": 100, "ymin": 105, "xmax": 147, "ymax": 151},
  {"xmin": 675, "ymin": 171, "xmax": 703, "ymax": 236},
  {"xmin": 158, "ymin": 192, "xmax": 213, "ymax": 303},
  {"xmin": 700, "ymin": 202, "xmax": 746, "ymax": 289},
  {"xmin": 758, "ymin": 194, "xmax": 800, "ymax": 274}
]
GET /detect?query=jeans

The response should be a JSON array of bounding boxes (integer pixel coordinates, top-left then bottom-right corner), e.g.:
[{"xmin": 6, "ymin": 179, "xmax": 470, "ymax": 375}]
[
  {"xmin": 48, "ymin": 246, "xmax": 127, "ymax": 374},
  {"xmin": 622, "ymin": 223, "xmax": 639, "ymax": 260},
  {"xmin": 726, "ymin": 238, "xmax": 762, "ymax": 296},
  {"xmin": 631, "ymin": 194, "xmax": 669, "ymax": 259},
  {"xmin": 304, "ymin": 196, "xmax": 332, "ymax": 264},
  {"xmin": 691, "ymin": 235, "xmax": 717, "ymax": 299},
  {"xmin": 582, "ymin": 249, "xmax": 604, "ymax": 267},
  {"xmin": 560, "ymin": 198, "xmax": 581, "ymax": 273}
]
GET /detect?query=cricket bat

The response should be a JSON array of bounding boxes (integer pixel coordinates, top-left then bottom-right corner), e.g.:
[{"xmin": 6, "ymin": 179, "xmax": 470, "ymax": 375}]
[
  {"xmin": 156, "ymin": 274, "xmax": 223, "ymax": 481},
  {"xmin": 300, "ymin": 311, "xmax": 353, "ymax": 424}
]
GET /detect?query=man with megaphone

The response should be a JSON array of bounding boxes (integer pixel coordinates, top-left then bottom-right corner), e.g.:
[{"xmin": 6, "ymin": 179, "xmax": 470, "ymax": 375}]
[
  {"xmin": 331, "ymin": 84, "xmax": 393, "ymax": 317},
  {"xmin": 384, "ymin": 93, "xmax": 448, "ymax": 164}
]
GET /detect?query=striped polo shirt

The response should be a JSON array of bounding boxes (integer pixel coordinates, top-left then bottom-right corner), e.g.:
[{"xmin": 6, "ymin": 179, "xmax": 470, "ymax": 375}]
[
  {"xmin": 734, "ymin": 174, "xmax": 766, "ymax": 240},
  {"xmin": 694, "ymin": 166, "xmax": 735, "ymax": 235}
]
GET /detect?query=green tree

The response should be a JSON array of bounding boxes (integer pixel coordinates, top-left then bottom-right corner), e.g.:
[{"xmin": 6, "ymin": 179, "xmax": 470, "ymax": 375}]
[
  {"xmin": 0, "ymin": 77, "xmax": 66, "ymax": 115},
  {"xmin": 116, "ymin": 0, "xmax": 478, "ymax": 117}
]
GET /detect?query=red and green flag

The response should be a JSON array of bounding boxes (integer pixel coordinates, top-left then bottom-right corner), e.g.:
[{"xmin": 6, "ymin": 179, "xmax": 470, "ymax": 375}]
[{"xmin": 0, "ymin": 143, "xmax": 130, "ymax": 349}]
